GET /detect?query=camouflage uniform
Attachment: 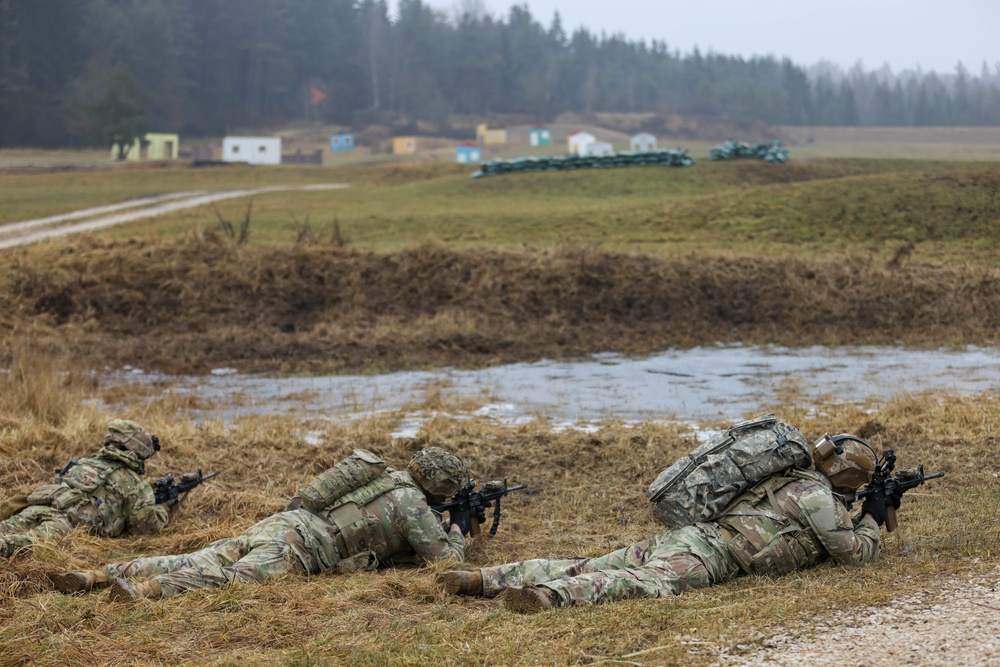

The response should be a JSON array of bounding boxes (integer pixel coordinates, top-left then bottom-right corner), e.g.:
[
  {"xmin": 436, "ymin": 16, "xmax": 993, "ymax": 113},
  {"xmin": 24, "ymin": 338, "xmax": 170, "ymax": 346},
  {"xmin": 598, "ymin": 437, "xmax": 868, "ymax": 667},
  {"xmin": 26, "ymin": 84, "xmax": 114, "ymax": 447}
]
[
  {"xmin": 480, "ymin": 470, "xmax": 880, "ymax": 607},
  {"xmin": 104, "ymin": 469, "xmax": 465, "ymax": 598},
  {"xmin": 0, "ymin": 446, "xmax": 169, "ymax": 558}
]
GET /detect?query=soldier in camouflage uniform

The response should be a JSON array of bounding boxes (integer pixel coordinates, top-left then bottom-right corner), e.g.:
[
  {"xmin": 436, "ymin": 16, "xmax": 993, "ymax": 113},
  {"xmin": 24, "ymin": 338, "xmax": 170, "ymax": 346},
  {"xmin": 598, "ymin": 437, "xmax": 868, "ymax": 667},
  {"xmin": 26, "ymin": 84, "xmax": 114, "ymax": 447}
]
[
  {"xmin": 51, "ymin": 447, "xmax": 469, "ymax": 601},
  {"xmin": 0, "ymin": 420, "xmax": 171, "ymax": 558},
  {"xmin": 439, "ymin": 438, "xmax": 891, "ymax": 613}
]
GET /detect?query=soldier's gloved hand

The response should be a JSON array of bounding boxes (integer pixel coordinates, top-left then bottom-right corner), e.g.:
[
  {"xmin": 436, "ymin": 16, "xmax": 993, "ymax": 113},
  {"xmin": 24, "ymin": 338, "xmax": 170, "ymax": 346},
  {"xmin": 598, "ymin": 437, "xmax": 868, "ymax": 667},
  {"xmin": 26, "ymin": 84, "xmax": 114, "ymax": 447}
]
[
  {"xmin": 861, "ymin": 488, "xmax": 889, "ymax": 527},
  {"xmin": 887, "ymin": 490, "xmax": 902, "ymax": 511}
]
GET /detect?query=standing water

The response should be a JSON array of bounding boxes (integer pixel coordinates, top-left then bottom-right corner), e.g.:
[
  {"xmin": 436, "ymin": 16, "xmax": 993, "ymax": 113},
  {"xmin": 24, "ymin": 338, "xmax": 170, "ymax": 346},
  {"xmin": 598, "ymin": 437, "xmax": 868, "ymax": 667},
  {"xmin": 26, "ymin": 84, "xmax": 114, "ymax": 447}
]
[{"xmin": 107, "ymin": 344, "xmax": 1000, "ymax": 425}]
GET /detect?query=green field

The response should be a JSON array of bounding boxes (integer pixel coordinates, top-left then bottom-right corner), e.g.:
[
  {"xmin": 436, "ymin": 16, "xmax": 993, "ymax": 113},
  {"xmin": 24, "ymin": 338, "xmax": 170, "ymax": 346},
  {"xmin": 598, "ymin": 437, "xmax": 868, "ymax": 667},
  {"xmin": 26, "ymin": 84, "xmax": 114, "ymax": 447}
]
[{"xmin": 3, "ymin": 156, "xmax": 999, "ymax": 266}]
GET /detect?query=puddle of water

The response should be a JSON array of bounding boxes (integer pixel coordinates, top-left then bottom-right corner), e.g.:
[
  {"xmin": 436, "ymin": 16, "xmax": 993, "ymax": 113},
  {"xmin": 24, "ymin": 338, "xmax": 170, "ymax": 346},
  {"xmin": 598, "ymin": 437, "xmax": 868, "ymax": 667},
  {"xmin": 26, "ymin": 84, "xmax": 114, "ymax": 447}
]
[{"xmin": 101, "ymin": 344, "xmax": 1000, "ymax": 426}]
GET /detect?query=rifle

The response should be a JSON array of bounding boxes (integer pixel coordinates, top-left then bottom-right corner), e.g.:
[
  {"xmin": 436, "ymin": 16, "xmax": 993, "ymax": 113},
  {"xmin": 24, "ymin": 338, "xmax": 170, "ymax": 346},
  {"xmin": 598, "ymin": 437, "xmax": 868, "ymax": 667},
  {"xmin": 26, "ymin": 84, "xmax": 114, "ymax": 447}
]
[
  {"xmin": 153, "ymin": 470, "xmax": 220, "ymax": 506},
  {"xmin": 848, "ymin": 449, "xmax": 943, "ymax": 532},
  {"xmin": 431, "ymin": 478, "xmax": 527, "ymax": 538},
  {"xmin": 54, "ymin": 457, "xmax": 79, "ymax": 477}
]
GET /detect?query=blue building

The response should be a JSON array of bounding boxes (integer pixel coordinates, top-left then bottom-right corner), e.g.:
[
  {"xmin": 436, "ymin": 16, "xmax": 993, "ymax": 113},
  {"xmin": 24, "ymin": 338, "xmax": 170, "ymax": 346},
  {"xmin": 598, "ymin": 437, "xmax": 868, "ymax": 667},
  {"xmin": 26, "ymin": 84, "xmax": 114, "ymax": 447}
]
[
  {"xmin": 455, "ymin": 144, "xmax": 483, "ymax": 163},
  {"xmin": 330, "ymin": 133, "xmax": 355, "ymax": 152}
]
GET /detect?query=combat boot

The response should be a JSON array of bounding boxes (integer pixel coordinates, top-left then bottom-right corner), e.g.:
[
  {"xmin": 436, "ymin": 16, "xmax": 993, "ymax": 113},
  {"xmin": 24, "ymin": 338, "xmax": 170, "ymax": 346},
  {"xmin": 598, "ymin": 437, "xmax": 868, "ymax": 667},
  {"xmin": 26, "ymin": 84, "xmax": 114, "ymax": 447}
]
[
  {"xmin": 49, "ymin": 568, "xmax": 110, "ymax": 593},
  {"xmin": 109, "ymin": 577, "xmax": 162, "ymax": 602},
  {"xmin": 502, "ymin": 586, "xmax": 558, "ymax": 614},
  {"xmin": 435, "ymin": 570, "xmax": 484, "ymax": 597}
]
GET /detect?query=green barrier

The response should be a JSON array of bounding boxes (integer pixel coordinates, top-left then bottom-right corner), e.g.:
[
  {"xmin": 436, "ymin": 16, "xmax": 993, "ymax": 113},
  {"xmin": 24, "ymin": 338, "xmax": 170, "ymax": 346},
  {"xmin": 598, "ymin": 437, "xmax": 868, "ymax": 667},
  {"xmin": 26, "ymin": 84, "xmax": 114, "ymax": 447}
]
[
  {"xmin": 709, "ymin": 140, "xmax": 789, "ymax": 163},
  {"xmin": 471, "ymin": 149, "xmax": 695, "ymax": 178}
]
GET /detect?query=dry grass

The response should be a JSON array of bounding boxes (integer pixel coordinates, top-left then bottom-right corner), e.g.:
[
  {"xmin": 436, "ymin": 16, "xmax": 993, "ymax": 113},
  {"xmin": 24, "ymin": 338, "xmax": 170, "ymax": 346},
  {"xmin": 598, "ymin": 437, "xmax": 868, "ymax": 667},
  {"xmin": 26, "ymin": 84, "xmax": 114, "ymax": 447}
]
[
  {"xmin": 0, "ymin": 355, "xmax": 996, "ymax": 666},
  {"xmin": 1, "ymin": 237, "xmax": 998, "ymax": 375}
]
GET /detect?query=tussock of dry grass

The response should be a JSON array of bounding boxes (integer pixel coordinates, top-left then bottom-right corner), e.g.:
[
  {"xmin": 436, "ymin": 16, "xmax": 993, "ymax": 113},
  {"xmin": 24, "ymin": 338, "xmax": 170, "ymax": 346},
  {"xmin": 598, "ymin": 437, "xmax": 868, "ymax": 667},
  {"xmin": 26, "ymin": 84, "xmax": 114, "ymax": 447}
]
[
  {"xmin": 0, "ymin": 358, "xmax": 996, "ymax": 666},
  {"xmin": 1, "ymin": 237, "xmax": 998, "ymax": 376}
]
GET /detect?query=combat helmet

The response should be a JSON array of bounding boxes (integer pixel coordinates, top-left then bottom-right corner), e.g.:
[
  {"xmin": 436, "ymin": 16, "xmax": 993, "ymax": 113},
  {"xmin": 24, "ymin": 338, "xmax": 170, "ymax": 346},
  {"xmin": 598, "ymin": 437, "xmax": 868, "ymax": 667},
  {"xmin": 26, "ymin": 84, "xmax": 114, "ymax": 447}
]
[
  {"xmin": 812, "ymin": 434, "xmax": 877, "ymax": 491},
  {"xmin": 104, "ymin": 420, "xmax": 160, "ymax": 460},
  {"xmin": 407, "ymin": 447, "xmax": 469, "ymax": 502}
]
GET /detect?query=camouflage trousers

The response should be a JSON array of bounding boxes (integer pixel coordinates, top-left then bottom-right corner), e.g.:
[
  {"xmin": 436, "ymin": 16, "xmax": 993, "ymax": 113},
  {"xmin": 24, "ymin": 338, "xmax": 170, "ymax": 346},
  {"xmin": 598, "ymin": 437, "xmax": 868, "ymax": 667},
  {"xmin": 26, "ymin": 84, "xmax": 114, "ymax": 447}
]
[
  {"xmin": 0, "ymin": 506, "xmax": 74, "ymax": 558},
  {"xmin": 107, "ymin": 509, "xmax": 341, "ymax": 598},
  {"xmin": 480, "ymin": 523, "xmax": 740, "ymax": 607}
]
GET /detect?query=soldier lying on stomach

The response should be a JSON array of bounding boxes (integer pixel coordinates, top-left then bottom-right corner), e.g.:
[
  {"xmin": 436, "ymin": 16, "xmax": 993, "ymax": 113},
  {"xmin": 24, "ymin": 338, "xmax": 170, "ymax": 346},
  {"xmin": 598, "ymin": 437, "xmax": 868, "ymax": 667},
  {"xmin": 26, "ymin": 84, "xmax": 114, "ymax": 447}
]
[
  {"xmin": 1, "ymin": 420, "xmax": 171, "ymax": 559},
  {"xmin": 439, "ymin": 438, "xmax": 890, "ymax": 614},
  {"xmin": 51, "ymin": 447, "xmax": 468, "ymax": 601}
]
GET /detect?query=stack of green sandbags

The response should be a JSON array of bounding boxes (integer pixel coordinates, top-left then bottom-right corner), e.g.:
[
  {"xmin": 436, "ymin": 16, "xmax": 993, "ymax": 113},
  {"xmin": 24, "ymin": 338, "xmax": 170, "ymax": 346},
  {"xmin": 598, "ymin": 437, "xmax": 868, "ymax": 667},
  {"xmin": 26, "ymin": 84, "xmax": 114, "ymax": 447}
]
[
  {"xmin": 471, "ymin": 149, "xmax": 695, "ymax": 178},
  {"xmin": 709, "ymin": 140, "xmax": 788, "ymax": 163}
]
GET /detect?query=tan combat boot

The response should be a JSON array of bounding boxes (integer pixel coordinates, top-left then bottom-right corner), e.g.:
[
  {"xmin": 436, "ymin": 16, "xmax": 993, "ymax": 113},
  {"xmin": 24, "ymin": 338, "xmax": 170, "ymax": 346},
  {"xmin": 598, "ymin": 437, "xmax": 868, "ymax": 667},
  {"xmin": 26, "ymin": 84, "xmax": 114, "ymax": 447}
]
[
  {"xmin": 108, "ymin": 577, "xmax": 162, "ymax": 602},
  {"xmin": 502, "ymin": 586, "xmax": 558, "ymax": 614},
  {"xmin": 49, "ymin": 568, "xmax": 110, "ymax": 593},
  {"xmin": 435, "ymin": 570, "xmax": 484, "ymax": 597}
]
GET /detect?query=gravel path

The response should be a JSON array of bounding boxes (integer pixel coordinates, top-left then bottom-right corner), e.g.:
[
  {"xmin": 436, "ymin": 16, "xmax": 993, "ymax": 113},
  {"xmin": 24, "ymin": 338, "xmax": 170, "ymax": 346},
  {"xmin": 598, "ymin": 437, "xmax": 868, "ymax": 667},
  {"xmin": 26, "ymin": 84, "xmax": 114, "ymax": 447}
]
[
  {"xmin": 0, "ymin": 184, "xmax": 349, "ymax": 249},
  {"xmin": 712, "ymin": 568, "xmax": 1000, "ymax": 667}
]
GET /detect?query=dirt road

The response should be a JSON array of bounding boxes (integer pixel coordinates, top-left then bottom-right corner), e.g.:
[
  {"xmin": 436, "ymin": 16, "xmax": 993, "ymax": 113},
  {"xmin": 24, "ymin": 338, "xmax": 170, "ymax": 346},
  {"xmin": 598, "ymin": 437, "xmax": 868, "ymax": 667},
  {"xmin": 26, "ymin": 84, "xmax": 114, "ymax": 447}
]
[
  {"xmin": 713, "ymin": 569, "xmax": 1000, "ymax": 667},
  {"xmin": 0, "ymin": 184, "xmax": 349, "ymax": 249}
]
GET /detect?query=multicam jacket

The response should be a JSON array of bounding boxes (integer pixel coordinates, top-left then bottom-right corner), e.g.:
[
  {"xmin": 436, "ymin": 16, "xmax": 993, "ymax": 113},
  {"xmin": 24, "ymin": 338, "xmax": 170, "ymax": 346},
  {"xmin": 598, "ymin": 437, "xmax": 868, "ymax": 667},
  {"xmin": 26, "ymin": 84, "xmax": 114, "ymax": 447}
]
[
  {"xmin": 27, "ymin": 446, "xmax": 169, "ymax": 538},
  {"xmin": 307, "ymin": 469, "xmax": 464, "ymax": 568},
  {"xmin": 717, "ymin": 469, "xmax": 880, "ymax": 576}
]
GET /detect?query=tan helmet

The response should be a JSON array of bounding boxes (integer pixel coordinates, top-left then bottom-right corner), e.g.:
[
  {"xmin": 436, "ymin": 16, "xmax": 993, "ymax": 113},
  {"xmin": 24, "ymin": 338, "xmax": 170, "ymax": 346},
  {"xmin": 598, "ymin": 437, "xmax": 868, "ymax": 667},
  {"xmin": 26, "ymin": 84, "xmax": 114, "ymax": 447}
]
[
  {"xmin": 104, "ymin": 420, "xmax": 159, "ymax": 460},
  {"xmin": 812, "ymin": 434, "xmax": 876, "ymax": 490},
  {"xmin": 407, "ymin": 447, "xmax": 469, "ymax": 501}
]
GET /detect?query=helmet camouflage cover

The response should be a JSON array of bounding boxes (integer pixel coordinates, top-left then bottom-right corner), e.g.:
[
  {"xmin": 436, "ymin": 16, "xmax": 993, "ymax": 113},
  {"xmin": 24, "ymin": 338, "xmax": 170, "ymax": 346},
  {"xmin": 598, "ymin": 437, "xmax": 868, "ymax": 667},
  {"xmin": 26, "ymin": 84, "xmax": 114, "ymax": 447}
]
[
  {"xmin": 104, "ymin": 420, "xmax": 158, "ymax": 460},
  {"xmin": 812, "ymin": 435, "xmax": 876, "ymax": 490},
  {"xmin": 407, "ymin": 447, "xmax": 469, "ymax": 501}
]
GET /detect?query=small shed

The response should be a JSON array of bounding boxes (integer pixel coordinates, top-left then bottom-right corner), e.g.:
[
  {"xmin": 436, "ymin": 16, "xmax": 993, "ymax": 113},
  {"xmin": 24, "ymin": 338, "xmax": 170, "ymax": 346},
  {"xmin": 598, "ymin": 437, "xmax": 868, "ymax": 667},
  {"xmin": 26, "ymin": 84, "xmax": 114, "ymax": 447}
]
[
  {"xmin": 529, "ymin": 128, "xmax": 551, "ymax": 147},
  {"xmin": 330, "ymin": 133, "xmax": 355, "ymax": 152},
  {"xmin": 583, "ymin": 142, "xmax": 615, "ymax": 157},
  {"xmin": 567, "ymin": 132, "xmax": 596, "ymax": 155},
  {"xmin": 630, "ymin": 132, "xmax": 657, "ymax": 153},
  {"xmin": 111, "ymin": 132, "xmax": 180, "ymax": 161},
  {"xmin": 455, "ymin": 144, "xmax": 483, "ymax": 163},
  {"xmin": 476, "ymin": 123, "xmax": 508, "ymax": 145},
  {"xmin": 393, "ymin": 137, "xmax": 417, "ymax": 154},
  {"xmin": 222, "ymin": 137, "xmax": 282, "ymax": 165}
]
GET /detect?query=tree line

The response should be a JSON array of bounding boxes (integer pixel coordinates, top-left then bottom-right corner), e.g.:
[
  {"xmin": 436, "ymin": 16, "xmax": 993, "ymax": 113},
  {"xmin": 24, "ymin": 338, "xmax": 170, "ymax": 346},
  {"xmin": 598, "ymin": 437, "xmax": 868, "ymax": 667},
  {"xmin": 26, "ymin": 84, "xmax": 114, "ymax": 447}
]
[{"xmin": 2, "ymin": 0, "xmax": 999, "ymax": 148}]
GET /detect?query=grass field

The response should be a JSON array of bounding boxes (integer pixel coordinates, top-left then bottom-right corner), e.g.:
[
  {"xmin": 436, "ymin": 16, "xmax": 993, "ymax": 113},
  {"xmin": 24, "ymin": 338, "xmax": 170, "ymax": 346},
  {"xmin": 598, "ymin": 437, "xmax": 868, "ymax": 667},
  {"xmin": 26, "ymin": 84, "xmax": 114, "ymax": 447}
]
[
  {"xmin": 3, "ymin": 156, "xmax": 999, "ymax": 265},
  {"xmin": 0, "ymin": 352, "xmax": 995, "ymax": 666},
  {"xmin": 1, "ymin": 143, "xmax": 998, "ymax": 665}
]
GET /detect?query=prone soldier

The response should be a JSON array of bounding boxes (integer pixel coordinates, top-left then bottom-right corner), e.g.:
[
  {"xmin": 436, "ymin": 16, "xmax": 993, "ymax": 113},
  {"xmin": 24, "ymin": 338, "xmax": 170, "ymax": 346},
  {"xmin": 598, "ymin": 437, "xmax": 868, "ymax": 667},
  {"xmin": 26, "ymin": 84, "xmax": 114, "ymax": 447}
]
[
  {"xmin": 439, "ymin": 436, "xmax": 905, "ymax": 613},
  {"xmin": 1, "ymin": 420, "xmax": 172, "ymax": 558},
  {"xmin": 51, "ymin": 447, "xmax": 470, "ymax": 601}
]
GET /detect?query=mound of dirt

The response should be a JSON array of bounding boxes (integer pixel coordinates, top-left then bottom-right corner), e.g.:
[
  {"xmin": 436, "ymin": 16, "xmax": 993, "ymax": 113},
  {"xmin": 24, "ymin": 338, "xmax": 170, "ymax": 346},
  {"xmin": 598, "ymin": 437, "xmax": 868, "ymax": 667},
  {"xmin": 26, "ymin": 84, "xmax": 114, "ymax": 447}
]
[{"xmin": 2, "ymin": 237, "xmax": 998, "ymax": 374}]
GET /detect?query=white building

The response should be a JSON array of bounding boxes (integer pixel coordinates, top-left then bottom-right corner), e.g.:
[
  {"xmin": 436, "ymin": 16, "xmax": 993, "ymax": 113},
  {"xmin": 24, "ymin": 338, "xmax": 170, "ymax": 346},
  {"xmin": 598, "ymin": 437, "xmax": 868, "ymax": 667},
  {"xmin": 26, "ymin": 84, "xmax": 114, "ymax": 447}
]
[
  {"xmin": 582, "ymin": 141, "xmax": 614, "ymax": 157},
  {"xmin": 222, "ymin": 137, "xmax": 282, "ymax": 165},
  {"xmin": 567, "ymin": 131, "xmax": 596, "ymax": 155},
  {"xmin": 630, "ymin": 132, "xmax": 657, "ymax": 153}
]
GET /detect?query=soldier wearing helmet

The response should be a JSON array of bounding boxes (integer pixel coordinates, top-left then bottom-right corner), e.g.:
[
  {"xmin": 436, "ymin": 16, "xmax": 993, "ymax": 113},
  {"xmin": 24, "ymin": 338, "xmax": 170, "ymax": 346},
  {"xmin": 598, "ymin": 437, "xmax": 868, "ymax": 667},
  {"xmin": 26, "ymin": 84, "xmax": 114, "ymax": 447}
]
[
  {"xmin": 439, "ymin": 426, "xmax": 886, "ymax": 614},
  {"xmin": 52, "ymin": 446, "xmax": 471, "ymax": 601},
  {"xmin": 0, "ymin": 420, "xmax": 171, "ymax": 559}
]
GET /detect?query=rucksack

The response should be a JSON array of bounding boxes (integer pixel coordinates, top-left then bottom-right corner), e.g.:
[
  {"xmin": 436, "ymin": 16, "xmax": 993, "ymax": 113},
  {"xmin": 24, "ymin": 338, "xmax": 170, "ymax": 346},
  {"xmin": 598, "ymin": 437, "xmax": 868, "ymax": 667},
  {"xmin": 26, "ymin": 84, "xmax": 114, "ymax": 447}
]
[
  {"xmin": 647, "ymin": 414, "xmax": 812, "ymax": 528},
  {"xmin": 286, "ymin": 449, "xmax": 388, "ymax": 513}
]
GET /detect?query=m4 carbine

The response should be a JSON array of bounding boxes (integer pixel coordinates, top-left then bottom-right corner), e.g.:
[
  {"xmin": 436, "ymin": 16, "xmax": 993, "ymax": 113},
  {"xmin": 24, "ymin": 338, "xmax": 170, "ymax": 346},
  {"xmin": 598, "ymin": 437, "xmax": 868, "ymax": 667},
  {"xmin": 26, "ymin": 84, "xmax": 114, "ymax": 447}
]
[
  {"xmin": 154, "ymin": 470, "xmax": 220, "ymax": 506},
  {"xmin": 849, "ymin": 449, "xmax": 943, "ymax": 532},
  {"xmin": 432, "ymin": 478, "xmax": 526, "ymax": 537}
]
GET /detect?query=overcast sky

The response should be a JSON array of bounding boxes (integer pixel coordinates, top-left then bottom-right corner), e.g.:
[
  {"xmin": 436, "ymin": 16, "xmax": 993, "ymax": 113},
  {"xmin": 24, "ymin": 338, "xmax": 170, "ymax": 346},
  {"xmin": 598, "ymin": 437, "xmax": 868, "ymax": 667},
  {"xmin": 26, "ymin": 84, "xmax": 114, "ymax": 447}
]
[{"xmin": 422, "ymin": 0, "xmax": 998, "ymax": 75}]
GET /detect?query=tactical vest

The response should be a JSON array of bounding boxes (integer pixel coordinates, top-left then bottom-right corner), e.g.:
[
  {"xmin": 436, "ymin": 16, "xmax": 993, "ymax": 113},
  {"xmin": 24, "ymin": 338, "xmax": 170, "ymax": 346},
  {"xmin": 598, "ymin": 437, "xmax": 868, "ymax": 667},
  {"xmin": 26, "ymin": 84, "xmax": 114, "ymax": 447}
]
[
  {"xmin": 322, "ymin": 470, "xmax": 420, "ymax": 558},
  {"xmin": 647, "ymin": 414, "xmax": 812, "ymax": 528},
  {"xmin": 717, "ymin": 469, "xmax": 827, "ymax": 577},
  {"xmin": 25, "ymin": 457, "xmax": 128, "ymax": 536}
]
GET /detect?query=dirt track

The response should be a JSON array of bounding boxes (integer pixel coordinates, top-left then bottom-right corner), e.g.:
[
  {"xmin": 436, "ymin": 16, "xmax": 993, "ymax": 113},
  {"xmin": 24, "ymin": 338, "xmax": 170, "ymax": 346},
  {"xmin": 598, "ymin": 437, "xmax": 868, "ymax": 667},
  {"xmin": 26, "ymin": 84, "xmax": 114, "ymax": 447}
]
[
  {"xmin": 714, "ymin": 569, "xmax": 1000, "ymax": 667},
  {"xmin": 0, "ymin": 184, "xmax": 348, "ymax": 249}
]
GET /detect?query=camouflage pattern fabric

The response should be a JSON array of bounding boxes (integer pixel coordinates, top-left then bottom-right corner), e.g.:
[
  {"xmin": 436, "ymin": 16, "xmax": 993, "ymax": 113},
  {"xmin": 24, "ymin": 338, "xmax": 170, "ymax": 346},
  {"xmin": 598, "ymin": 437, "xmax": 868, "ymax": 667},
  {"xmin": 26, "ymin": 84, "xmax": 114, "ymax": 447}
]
[
  {"xmin": 0, "ymin": 447, "xmax": 168, "ymax": 558},
  {"xmin": 480, "ymin": 472, "xmax": 880, "ymax": 607},
  {"xmin": 0, "ymin": 505, "xmax": 75, "ymax": 557},
  {"xmin": 103, "ymin": 471, "xmax": 464, "ymax": 598},
  {"xmin": 481, "ymin": 523, "xmax": 738, "ymax": 606},
  {"xmin": 648, "ymin": 414, "xmax": 811, "ymax": 528}
]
